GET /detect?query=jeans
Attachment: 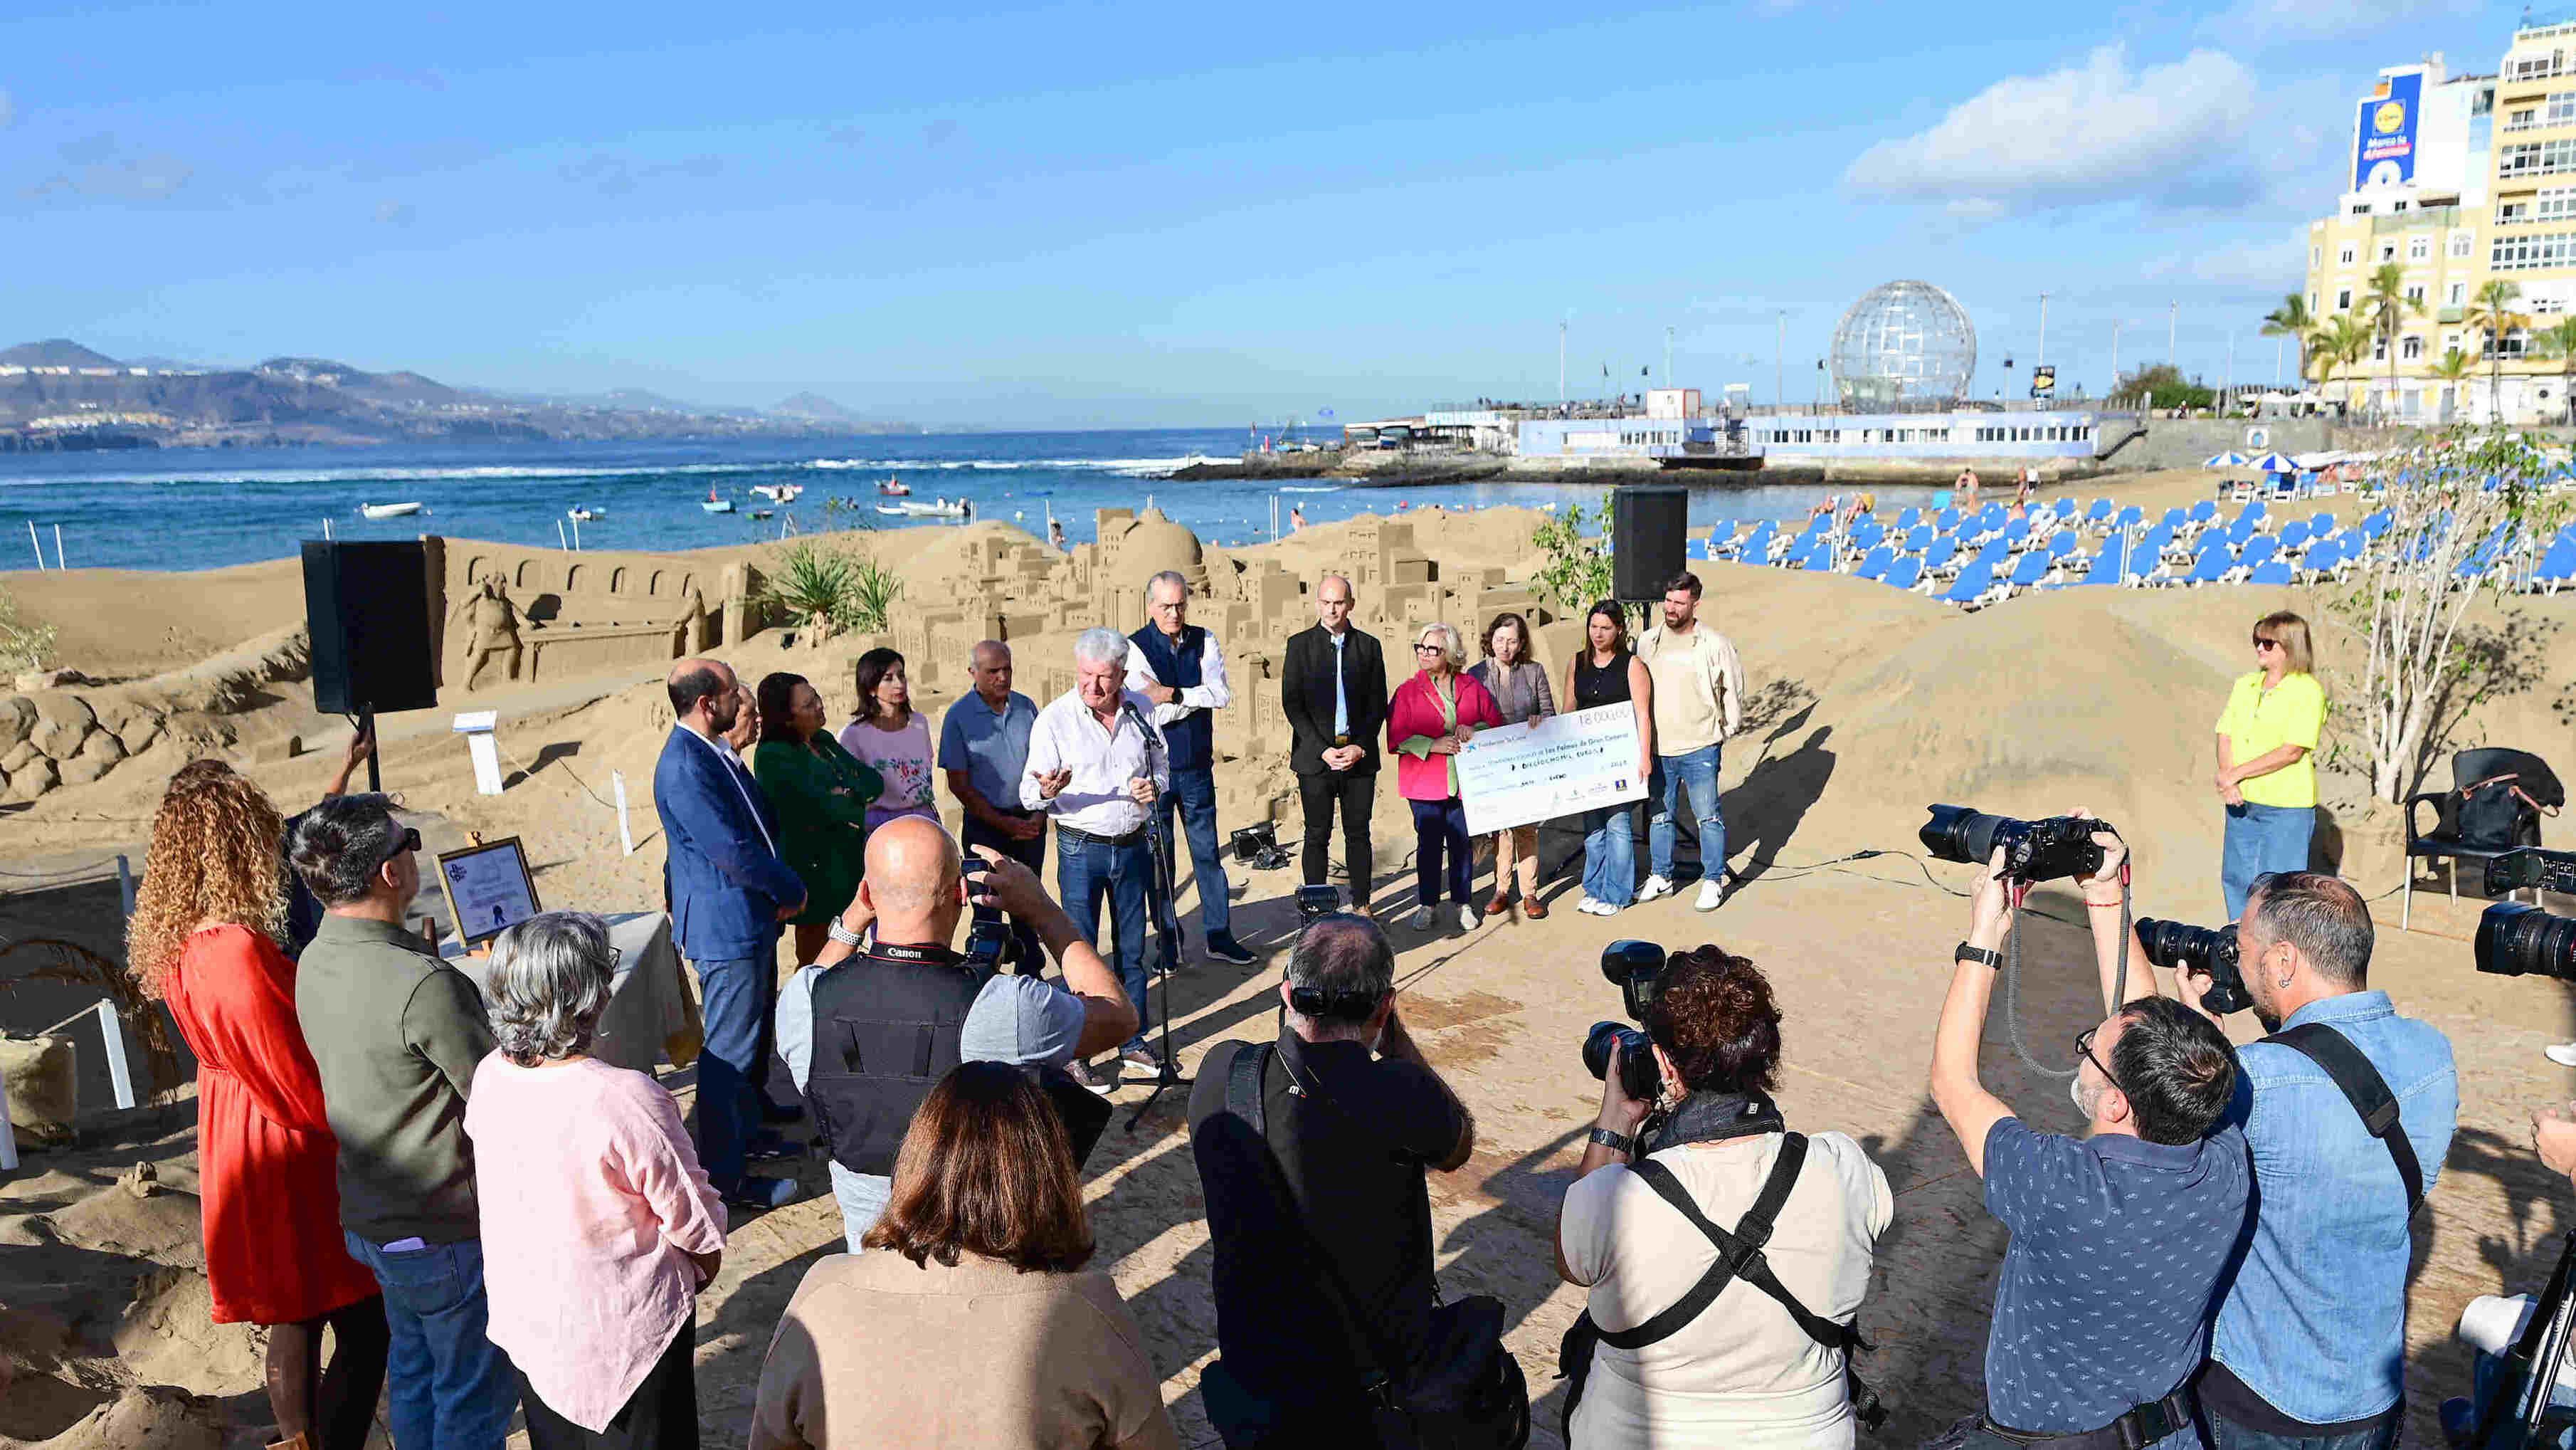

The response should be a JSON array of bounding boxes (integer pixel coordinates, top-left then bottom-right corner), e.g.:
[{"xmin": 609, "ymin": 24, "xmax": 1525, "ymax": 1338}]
[
  {"xmin": 1410, "ymin": 796, "xmax": 1472, "ymax": 907},
  {"xmin": 1060, "ymin": 830, "xmax": 1152, "ymax": 1051},
  {"xmin": 690, "ymin": 951, "xmax": 774, "ymax": 1191},
  {"xmin": 1298, "ymin": 767, "xmax": 1376, "ymax": 912},
  {"xmin": 342, "ymin": 1233, "xmax": 517, "ymax": 1450},
  {"xmin": 1159, "ymin": 763, "xmax": 1232, "ymax": 937},
  {"xmin": 1581, "ymin": 804, "xmax": 1637, "ymax": 908},
  {"xmin": 2205, "ymin": 1407, "xmax": 2398, "ymax": 1450},
  {"xmin": 962, "ymin": 811, "xmax": 1048, "ymax": 972},
  {"xmin": 2221, "ymin": 802, "xmax": 2316, "ymax": 920},
  {"xmin": 1648, "ymin": 742, "xmax": 1726, "ymax": 882}
]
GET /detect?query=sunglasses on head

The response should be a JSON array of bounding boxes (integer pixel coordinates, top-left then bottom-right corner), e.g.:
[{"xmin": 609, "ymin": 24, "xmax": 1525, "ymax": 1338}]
[{"xmin": 380, "ymin": 826, "xmax": 422, "ymax": 869}]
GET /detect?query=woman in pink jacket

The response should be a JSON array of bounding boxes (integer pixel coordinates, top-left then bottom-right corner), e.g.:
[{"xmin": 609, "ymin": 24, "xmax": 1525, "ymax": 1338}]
[{"xmin": 1388, "ymin": 621, "xmax": 1504, "ymax": 933}]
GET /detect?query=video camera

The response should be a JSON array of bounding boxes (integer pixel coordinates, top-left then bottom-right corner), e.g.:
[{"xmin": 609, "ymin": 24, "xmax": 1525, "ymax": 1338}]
[
  {"xmin": 2134, "ymin": 918, "xmax": 2255, "ymax": 1016},
  {"xmin": 1583, "ymin": 940, "xmax": 1668, "ymax": 1104},
  {"xmin": 1921, "ymin": 805, "xmax": 2113, "ymax": 889},
  {"xmin": 2474, "ymin": 849, "xmax": 2576, "ymax": 982}
]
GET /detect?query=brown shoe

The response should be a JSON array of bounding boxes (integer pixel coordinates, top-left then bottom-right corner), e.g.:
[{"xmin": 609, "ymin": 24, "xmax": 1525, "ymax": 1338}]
[
  {"xmin": 1522, "ymin": 898, "xmax": 1548, "ymax": 920},
  {"xmin": 270, "ymin": 1435, "xmax": 315, "ymax": 1450},
  {"xmin": 1483, "ymin": 896, "xmax": 1511, "ymax": 918}
]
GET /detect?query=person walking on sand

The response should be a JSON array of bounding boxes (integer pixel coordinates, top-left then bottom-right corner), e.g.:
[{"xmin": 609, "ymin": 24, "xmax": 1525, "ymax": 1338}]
[{"xmin": 132, "ymin": 764, "xmax": 389, "ymax": 1450}]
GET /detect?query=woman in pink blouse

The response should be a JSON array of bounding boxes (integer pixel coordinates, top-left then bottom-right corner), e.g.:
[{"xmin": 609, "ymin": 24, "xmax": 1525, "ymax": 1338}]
[
  {"xmin": 838, "ymin": 647, "xmax": 939, "ymax": 831},
  {"xmin": 464, "ymin": 913, "xmax": 727, "ymax": 1449}
]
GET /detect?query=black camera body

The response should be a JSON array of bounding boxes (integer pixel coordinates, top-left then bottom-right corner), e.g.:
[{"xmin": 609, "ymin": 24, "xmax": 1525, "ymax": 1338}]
[
  {"xmin": 1295, "ymin": 884, "xmax": 1341, "ymax": 925},
  {"xmin": 1583, "ymin": 940, "xmax": 1669, "ymax": 1103},
  {"xmin": 2486, "ymin": 846, "xmax": 2576, "ymax": 898},
  {"xmin": 2477, "ymin": 901, "xmax": 2576, "ymax": 982},
  {"xmin": 1922, "ymin": 804, "xmax": 2111, "ymax": 886},
  {"xmin": 2135, "ymin": 918, "xmax": 2254, "ymax": 1016},
  {"xmin": 961, "ymin": 858, "xmax": 1011, "ymax": 970}
]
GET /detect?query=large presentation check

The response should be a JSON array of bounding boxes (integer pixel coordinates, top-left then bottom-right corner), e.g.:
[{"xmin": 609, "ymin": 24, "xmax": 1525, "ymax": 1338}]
[{"xmin": 1456, "ymin": 703, "xmax": 1647, "ymax": 836}]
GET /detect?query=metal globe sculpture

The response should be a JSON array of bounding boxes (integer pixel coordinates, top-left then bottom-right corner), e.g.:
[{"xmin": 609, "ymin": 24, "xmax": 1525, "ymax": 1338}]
[{"xmin": 1829, "ymin": 280, "xmax": 1976, "ymax": 411}]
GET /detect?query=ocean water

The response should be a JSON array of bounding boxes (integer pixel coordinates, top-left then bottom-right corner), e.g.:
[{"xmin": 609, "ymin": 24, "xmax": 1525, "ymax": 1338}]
[{"xmin": 0, "ymin": 427, "xmax": 1941, "ymax": 572}]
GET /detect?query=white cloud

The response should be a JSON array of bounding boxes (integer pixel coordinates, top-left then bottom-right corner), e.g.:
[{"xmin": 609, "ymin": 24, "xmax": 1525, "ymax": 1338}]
[
  {"xmin": 2205, "ymin": 0, "xmax": 2479, "ymax": 47},
  {"xmin": 1844, "ymin": 46, "xmax": 2263, "ymax": 216}
]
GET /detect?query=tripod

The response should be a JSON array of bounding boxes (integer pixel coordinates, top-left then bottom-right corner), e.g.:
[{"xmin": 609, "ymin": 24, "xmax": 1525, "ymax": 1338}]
[
  {"xmin": 2468, "ymin": 1229, "xmax": 2576, "ymax": 1449},
  {"xmin": 1124, "ymin": 704, "xmax": 1191, "ymax": 1130}
]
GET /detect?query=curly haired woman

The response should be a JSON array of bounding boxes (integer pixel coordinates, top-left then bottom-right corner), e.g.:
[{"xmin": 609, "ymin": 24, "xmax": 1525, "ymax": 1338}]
[{"xmin": 129, "ymin": 760, "xmax": 388, "ymax": 1450}]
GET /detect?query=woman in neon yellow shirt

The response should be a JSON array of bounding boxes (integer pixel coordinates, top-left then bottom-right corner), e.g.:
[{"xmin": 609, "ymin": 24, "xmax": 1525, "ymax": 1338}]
[{"xmin": 2213, "ymin": 611, "xmax": 2326, "ymax": 919}]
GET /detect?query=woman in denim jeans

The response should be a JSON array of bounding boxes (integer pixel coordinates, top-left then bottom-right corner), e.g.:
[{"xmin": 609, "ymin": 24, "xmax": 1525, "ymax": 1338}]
[
  {"xmin": 1564, "ymin": 601, "xmax": 1654, "ymax": 915},
  {"xmin": 2213, "ymin": 611, "xmax": 2326, "ymax": 920}
]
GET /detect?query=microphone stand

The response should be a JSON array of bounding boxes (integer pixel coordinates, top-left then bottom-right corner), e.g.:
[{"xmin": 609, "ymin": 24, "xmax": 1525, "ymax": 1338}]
[{"xmin": 1123, "ymin": 696, "xmax": 1191, "ymax": 1129}]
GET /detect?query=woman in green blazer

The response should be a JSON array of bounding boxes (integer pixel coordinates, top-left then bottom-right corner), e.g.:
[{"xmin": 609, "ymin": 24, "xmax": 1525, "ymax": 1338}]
[{"xmin": 751, "ymin": 671, "xmax": 883, "ymax": 965}]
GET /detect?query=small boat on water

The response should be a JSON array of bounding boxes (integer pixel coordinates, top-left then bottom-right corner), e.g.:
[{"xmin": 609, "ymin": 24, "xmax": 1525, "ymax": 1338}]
[
  {"xmin": 359, "ymin": 501, "xmax": 423, "ymax": 520},
  {"xmin": 877, "ymin": 477, "xmax": 912, "ymax": 496},
  {"xmin": 876, "ymin": 499, "xmax": 971, "ymax": 519},
  {"xmin": 749, "ymin": 483, "xmax": 803, "ymax": 503},
  {"xmin": 702, "ymin": 487, "xmax": 735, "ymax": 515},
  {"xmin": 569, "ymin": 506, "xmax": 606, "ymax": 522},
  {"xmin": 749, "ymin": 508, "xmax": 774, "ymax": 520}
]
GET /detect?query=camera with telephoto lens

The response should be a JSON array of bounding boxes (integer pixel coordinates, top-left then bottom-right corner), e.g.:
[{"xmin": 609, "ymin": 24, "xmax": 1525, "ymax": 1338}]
[
  {"xmin": 2476, "ymin": 903, "xmax": 2576, "ymax": 982},
  {"xmin": 1921, "ymin": 804, "xmax": 2112, "ymax": 886},
  {"xmin": 1583, "ymin": 940, "xmax": 1669, "ymax": 1103},
  {"xmin": 2134, "ymin": 918, "xmax": 2254, "ymax": 1016}
]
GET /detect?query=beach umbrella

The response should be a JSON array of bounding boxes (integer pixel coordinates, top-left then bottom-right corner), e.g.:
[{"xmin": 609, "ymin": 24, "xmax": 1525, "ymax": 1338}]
[
  {"xmin": 2203, "ymin": 451, "xmax": 2249, "ymax": 468},
  {"xmin": 2249, "ymin": 451, "xmax": 2298, "ymax": 475}
]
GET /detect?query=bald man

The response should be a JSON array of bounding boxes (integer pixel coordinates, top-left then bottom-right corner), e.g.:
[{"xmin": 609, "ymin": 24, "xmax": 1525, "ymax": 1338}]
[
  {"xmin": 653, "ymin": 656, "xmax": 807, "ymax": 1210},
  {"xmin": 776, "ymin": 816, "xmax": 1138, "ymax": 1249}
]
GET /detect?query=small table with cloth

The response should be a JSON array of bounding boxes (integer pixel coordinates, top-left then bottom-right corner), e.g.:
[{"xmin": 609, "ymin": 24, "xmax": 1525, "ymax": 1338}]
[{"xmin": 446, "ymin": 911, "xmax": 702, "ymax": 1073}]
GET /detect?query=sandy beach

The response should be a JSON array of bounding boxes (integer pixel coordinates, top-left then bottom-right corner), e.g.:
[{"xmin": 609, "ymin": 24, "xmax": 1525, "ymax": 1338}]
[{"xmin": 6, "ymin": 465, "xmax": 2576, "ymax": 1450}]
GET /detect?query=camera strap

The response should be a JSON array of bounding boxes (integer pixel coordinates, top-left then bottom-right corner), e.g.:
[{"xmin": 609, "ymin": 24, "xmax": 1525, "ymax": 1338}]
[{"xmin": 2262, "ymin": 1023, "xmax": 2424, "ymax": 1219}]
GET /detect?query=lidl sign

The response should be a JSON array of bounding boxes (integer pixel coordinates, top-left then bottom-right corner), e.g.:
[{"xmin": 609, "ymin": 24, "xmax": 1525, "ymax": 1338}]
[{"xmin": 2355, "ymin": 71, "xmax": 2422, "ymax": 189}]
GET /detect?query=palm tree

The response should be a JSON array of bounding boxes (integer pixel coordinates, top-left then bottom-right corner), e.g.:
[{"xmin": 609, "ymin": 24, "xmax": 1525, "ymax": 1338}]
[
  {"xmin": 2312, "ymin": 314, "xmax": 2373, "ymax": 415},
  {"xmin": 2427, "ymin": 348, "xmax": 2476, "ymax": 423},
  {"xmin": 2530, "ymin": 315, "xmax": 2576, "ymax": 425},
  {"xmin": 2362, "ymin": 262, "xmax": 2422, "ymax": 423},
  {"xmin": 2466, "ymin": 278, "xmax": 2532, "ymax": 423},
  {"xmin": 2262, "ymin": 293, "xmax": 2315, "ymax": 389}
]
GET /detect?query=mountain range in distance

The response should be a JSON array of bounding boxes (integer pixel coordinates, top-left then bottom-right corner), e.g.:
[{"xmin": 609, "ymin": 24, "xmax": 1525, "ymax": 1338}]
[{"xmin": 0, "ymin": 339, "xmax": 918, "ymax": 451}]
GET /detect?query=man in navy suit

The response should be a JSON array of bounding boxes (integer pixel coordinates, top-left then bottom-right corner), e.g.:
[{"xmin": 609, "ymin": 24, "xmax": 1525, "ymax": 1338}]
[{"xmin": 654, "ymin": 656, "xmax": 806, "ymax": 1209}]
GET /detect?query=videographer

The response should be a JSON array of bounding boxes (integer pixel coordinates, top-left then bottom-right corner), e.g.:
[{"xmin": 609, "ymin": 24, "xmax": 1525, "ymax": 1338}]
[
  {"xmin": 2128, "ymin": 863, "xmax": 2459, "ymax": 1446},
  {"xmin": 775, "ymin": 816, "xmax": 1138, "ymax": 1251},
  {"xmin": 1188, "ymin": 914, "xmax": 1503, "ymax": 1446},
  {"xmin": 1926, "ymin": 825, "xmax": 2247, "ymax": 1450},
  {"xmin": 1555, "ymin": 947, "xmax": 1891, "ymax": 1449}
]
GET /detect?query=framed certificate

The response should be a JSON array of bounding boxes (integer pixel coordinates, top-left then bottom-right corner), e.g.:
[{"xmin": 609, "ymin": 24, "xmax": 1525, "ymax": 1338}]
[{"xmin": 434, "ymin": 837, "xmax": 542, "ymax": 947}]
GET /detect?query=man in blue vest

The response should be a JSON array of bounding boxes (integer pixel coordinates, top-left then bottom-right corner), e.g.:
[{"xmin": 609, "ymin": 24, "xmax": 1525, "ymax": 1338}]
[{"xmin": 1126, "ymin": 569, "xmax": 1259, "ymax": 966}]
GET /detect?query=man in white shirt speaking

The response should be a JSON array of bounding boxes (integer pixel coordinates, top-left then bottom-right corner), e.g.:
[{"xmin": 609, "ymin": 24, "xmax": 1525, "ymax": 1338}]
[
  {"xmin": 1125, "ymin": 569, "xmax": 1257, "ymax": 967},
  {"xmin": 1026, "ymin": 627, "xmax": 1173, "ymax": 1079}
]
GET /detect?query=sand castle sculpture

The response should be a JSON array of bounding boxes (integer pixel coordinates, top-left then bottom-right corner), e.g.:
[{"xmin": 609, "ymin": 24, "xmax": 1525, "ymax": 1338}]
[{"xmin": 0, "ymin": 507, "xmax": 1551, "ymax": 806}]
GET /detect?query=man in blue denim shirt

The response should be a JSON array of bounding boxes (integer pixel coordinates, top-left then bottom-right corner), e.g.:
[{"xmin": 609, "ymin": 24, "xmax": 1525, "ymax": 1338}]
[{"xmin": 2161, "ymin": 871, "xmax": 2459, "ymax": 1450}]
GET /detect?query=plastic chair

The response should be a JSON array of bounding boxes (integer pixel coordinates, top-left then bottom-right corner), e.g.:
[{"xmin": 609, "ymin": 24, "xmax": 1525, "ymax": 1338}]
[
  {"xmin": 2181, "ymin": 545, "xmax": 2232, "ymax": 586},
  {"xmin": 2188, "ymin": 500, "xmax": 2217, "ymax": 523},
  {"xmin": 1884, "ymin": 556, "xmax": 1924, "ymax": 591},
  {"xmin": 1936, "ymin": 507, "xmax": 1960, "ymax": 532},
  {"xmin": 2113, "ymin": 505, "xmax": 2144, "ymax": 530},
  {"xmin": 2009, "ymin": 551, "xmax": 2051, "ymax": 589},
  {"xmin": 2249, "ymin": 559, "xmax": 2295, "ymax": 586},
  {"xmin": 1942, "ymin": 558, "xmax": 1997, "ymax": 606},
  {"xmin": 2084, "ymin": 499, "xmax": 2113, "ymax": 525},
  {"xmin": 2049, "ymin": 530, "xmax": 2078, "ymax": 559},
  {"xmin": 2532, "ymin": 531, "xmax": 2576, "ymax": 594},
  {"xmin": 1923, "ymin": 535, "xmax": 1959, "ymax": 574},
  {"xmin": 2277, "ymin": 520, "xmax": 2311, "ymax": 551},
  {"xmin": 1896, "ymin": 506, "xmax": 1921, "ymax": 529},
  {"xmin": 1854, "ymin": 545, "xmax": 1894, "ymax": 581},
  {"xmin": 2405, "ymin": 747, "xmax": 2567, "ymax": 928},
  {"xmin": 1974, "ymin": 537, "xmax": 2010, "ymax": 569}
]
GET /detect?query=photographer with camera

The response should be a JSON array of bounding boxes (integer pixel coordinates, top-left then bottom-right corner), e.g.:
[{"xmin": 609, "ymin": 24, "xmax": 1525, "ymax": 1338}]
[
  {"xmin": 1553, "ymin": 945, "xmax": 1890, "ymax": 1449},
  {"xmin": 2436, "ymin": 1104, "xmax": 2576, "ymax": 1447},
  {"xmin": 1189, "ymin": 914, "xmax": 1525, "ymax": 1449},
  {"xmin": 2130, "ymin": 863, "xmax": 2458, "ymax": 1447},
  {"xmin": 775, "ymin": 816, "xmax": 1139, "ymax": 1251},
  {"xmin": 1926, "ymin": 821, "xmax": 2247, "ymax": 1450}
]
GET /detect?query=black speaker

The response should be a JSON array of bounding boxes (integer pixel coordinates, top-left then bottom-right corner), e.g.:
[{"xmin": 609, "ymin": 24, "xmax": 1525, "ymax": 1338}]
[
  {"xmin": 303, "ymin": 541, "xmax": 439, "ymax": 716},
  {"xmin": 1612, "ymin": 485, "xmax": 1689, "ymax": 601}
]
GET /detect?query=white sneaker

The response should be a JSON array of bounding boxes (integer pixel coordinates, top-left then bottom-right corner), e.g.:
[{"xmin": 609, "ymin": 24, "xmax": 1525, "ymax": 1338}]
[
  {"xmin": 1576, "ymin": 895, "xmax": 1599, "ymax": 913},
  {"xmin": 1580, "ymin": 898, "xmax": 1615, "ymax": 915},
  {"xmin": 2547, "ymin": 1042, "xmax": 2576, "ymax": 1067},
  {"xmin": 1457, "ymin": 905, "xmax": 1479, "ymax": 932},
  {"xmin": 1636, "ymin": 875, "xmax": 1674, "ymax": 902},
  {"xmin": 1695, "ymin": 877, "xmax": 1725, "ymax": 912},
  {"xmin": 1412, "ymin": 905, "xmax": 1436, "ymax": 931}
]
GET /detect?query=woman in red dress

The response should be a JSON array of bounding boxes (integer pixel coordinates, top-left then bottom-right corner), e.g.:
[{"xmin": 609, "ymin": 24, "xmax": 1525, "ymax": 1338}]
[{"xmin": 130, "ymin": 760, "xmax": 388, "ymax": 1450}]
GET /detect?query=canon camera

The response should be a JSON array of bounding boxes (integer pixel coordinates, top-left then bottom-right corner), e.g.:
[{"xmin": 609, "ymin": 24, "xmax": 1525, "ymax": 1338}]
[
  {"xmin": 2133, "ymin": 918, "xmax": 2254, "ymax": 1016},
  {"xmin": 2474, "ymin": 849, "xmax": 2576, "ymax": 982},
  {"xmin": 1921, "ymin": 805, "xmax": 2112, "ymax": 886},
  {"xmin": 1583, "ymin": 939, "xmax": 1668, "ymax": 1104}
]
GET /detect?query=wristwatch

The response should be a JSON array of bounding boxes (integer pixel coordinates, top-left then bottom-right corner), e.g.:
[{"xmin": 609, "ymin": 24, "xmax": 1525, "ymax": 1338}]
[
  {"xmin": 1955, "ymin": 941, "xmax": 2003, "ymax": 969},
  {"xmin": 827, "ymin": 919, "xmax": 867, "ymax": 948},
  {"xmin": 1587, "ymin": 1127, "xmax": 1636, "ymax": 1155}
]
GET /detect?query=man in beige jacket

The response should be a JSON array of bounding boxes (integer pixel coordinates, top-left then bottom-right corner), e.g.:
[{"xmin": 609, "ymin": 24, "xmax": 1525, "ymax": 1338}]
[{"xmin": 1634, "ymin": 570, "xmax": 1748, "ymax": 911}]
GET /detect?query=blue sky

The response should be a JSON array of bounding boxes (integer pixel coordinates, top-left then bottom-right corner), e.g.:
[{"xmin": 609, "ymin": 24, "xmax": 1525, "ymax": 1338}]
[{"xmin": 0, "ymin": 0, "xmax": 2529, "ymax": 426}]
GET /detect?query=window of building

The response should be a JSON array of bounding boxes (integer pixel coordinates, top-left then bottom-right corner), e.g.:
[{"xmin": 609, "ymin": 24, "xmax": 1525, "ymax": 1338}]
[
  {"xmin": 2353, "ymin": 203, "xmax": 2372, "ymax": 215},
  {"xmin": 2407, "ymin": 283, "xmax": 2427, "ymax": 305},
  {"xmin": 2449, "ymin": 280, "xmax": 2469, "ymax": 306},
  {"xmin": 2453, "ymin": 230, "xmax": 2476, "ymax": 256},
  {"xmin": 2444, "ymin": 329, "xmax": 2464, "ymax": 354},
  {"xmin": 2408, "ymin": 236, "xmax": 2430, "ymax": 261},
  {"xmin": 2491, "ymin": 228, "xmax": 2576, "ymax": 270},
  {"xmin": 2552, "ymin": 89, "xmax": 2576, "ymax": 124},
  {"xmin": 2402, "ymin": 335, "xmax": 2425, "ymax": 360},
  {"xmin": 2337, "ymin": 288, "xmax": 2353, "ymax": 309},
  {"xmin": 2373, "ymin": 336, "xmax": 2388, "ymax": 362},
  {"xmin": 2511, "ymin": 106, "xmax": 2540, "ymax": 131},
  {"xmin": 2395, "ymin": 199, "xmax": 2411, "ymax": 211},
  {"xmin": 2379, "ymin": 241, "xmax": 2400, "ymax": 261},
  {"xmin": 2339, "ymin": 243, "xmax": 2358, "ymax": 264},
  {"xmin": 2538, "ymin": 294, "xmax": 2568, "ymax": 315}
]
